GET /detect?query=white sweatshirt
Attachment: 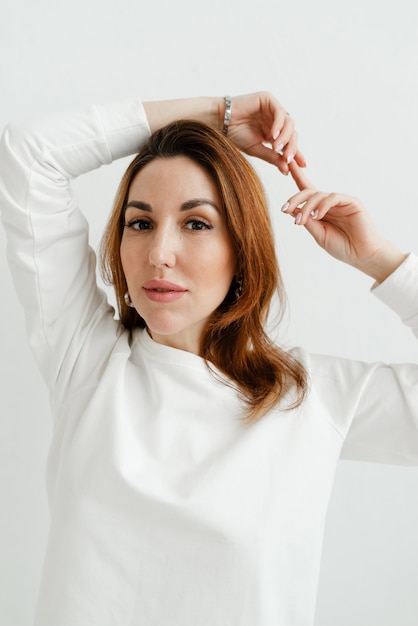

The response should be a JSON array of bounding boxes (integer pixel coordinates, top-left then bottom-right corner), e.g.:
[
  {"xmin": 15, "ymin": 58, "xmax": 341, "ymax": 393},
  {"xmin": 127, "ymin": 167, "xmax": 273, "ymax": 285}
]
[{"xmin": 0, "ymin": 98, "xmax": 417, "ymax": 626}]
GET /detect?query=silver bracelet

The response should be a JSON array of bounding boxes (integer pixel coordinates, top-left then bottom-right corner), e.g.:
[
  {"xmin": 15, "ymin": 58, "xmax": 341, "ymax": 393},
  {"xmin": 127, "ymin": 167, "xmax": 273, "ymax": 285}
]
[{"xmin": 222, "ymin": 96, "xmax": 232, "ymax": 135}]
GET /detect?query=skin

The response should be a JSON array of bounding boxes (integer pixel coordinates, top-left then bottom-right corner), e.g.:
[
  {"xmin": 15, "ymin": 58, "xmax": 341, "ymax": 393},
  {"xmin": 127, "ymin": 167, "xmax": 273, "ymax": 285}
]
[
  {"xmin": 120, "ymin": 156, "xmax": 236, "ymax": 355},
  {"xmin": 283, "ymin": 162, "xmax": 407, "ymax": 283},
  {"xmin": 143, "ymin": 93, "xmax": 405, "ymax": 283},
  {"xmin": 124, "ymin": 93, "xmax": 405, "ymax": 356},
  {"xmin": 143, "ymin": 91, "xmax": 306, "ymax": 175}
]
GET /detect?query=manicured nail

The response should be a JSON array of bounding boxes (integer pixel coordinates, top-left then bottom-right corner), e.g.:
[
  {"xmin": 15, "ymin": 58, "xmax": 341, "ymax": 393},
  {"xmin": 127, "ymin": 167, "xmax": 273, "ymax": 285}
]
[
  {"xmin": 273, "ymin": 130, "xmax": 280, "ymax": 141},
  {"xmin": 311, "ymin": 209, "xmax": 319, "ymax": 219},
  {"xmin": 295, "ymin": 212, "xmax": 302, "ymax": 225},
  {"xmin": 287, "ymin": 153, "xmax": 294, "ymax": 164},
  {"xmin": 281, "ymin": 201, "xmax": 290, "ymax": 212},
  {"xmin": 275, "ymin": 143, "xmax": 284, "ymax": 154}
]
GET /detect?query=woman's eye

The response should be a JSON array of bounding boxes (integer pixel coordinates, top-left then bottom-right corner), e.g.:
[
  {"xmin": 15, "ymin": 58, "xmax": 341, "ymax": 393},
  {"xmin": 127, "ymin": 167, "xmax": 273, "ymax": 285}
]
[
  {"xmin": 125, "ymin": 219, "xmax": 152, "ymax": 231},
  {"xmin": 185, "ymin": 219, "xmax": 213, "ymax": 231}
]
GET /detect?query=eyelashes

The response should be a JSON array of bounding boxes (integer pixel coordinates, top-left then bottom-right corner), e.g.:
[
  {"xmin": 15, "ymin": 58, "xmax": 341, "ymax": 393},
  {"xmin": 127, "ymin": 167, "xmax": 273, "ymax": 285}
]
[
  {"xmin": 124, "ymin": 218, "xmax": 213, "ymax": 232},
  {"xmin": 185, "ymin": 219, "xmax": 213, "ymax": 231},
  {"xmin": 124, "ymin": 218, "xmax": 152, "ymax": 231}
]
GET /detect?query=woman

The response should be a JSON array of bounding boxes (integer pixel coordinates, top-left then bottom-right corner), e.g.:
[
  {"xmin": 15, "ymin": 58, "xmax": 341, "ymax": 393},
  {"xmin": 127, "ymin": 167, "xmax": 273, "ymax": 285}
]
[{"xmin": 0, "ymin": 92, "xmax": 417, "ymax": 626}]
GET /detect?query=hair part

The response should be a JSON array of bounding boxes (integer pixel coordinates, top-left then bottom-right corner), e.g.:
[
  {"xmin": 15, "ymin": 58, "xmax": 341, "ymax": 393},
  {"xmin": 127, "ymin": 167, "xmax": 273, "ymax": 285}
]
[{"xmin": 100, "ymin": 120, "xmax": 307, "ymax": 422}]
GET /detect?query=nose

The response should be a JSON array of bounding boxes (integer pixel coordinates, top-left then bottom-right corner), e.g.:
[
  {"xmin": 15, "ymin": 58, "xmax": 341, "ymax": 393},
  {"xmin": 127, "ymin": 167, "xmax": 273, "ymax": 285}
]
[{"xmin": 148, "ymin": 223, "xmax": 177, "ymax": 269}]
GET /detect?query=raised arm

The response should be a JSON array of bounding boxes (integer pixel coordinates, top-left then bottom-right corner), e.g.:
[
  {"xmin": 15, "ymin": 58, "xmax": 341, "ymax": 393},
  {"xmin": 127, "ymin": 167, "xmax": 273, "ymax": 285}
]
[
  {"xmin": 282, "ymin": 162, "xmax": 406, "ymax": 282},
  {"xmin": 0, "ymin": 92, "xmax": 301, "ymax": 394},
  {"xmin": 0, "ymin": 98, "xmax": 151, "ymax": 390},
  {"xmin": 281, "ymin": 163, "xmax": 418, "ymax": 465},
  {"xmin": 143, "ymin": 92, "xmax": 305, "ymax": 174}
]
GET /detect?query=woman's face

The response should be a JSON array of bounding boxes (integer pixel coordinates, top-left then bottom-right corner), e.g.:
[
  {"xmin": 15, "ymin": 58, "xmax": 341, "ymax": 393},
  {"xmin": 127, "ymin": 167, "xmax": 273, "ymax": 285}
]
[{"xmin": 120, "ymin": 155, "xmax": 235, "ymax": 354}]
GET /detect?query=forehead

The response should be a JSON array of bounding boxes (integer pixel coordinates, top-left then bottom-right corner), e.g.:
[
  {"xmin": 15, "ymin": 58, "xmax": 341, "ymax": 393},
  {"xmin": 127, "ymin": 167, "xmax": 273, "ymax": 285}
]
[{"xmin": 127, "ymin": 155, "xmax": 219, "ymax": 203}]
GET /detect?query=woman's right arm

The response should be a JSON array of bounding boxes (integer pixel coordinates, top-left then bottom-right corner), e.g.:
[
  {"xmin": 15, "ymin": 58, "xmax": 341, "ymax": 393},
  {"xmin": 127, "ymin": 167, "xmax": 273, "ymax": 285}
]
[
  {"xmin": 0, "ymin": 92, "xmax": 300, "ymax": 392},
  {"xmin": 0, "ymin": 97, "xmax": 152, "ymax": 390}
]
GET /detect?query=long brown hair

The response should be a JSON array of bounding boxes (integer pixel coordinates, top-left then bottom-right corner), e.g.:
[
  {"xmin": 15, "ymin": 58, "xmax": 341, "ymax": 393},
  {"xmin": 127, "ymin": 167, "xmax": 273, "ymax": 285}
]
[{"xmin": 100, "ymin": 120, "xmax": 307, "ymax": 421}]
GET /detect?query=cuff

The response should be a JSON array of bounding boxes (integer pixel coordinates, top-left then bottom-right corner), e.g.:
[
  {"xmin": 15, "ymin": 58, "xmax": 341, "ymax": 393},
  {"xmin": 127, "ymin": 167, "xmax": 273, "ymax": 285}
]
[
  {"xmin": 93, "ymin": 96, "xmax": 151, "ymax": 162},
  {"xmin": 372, "ymin": 253, "xmax": 418, "ymax": 327}
]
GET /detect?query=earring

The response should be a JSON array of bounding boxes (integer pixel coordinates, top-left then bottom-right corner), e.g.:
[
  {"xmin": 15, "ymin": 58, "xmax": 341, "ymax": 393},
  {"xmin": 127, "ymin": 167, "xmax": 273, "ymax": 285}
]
[
  {"xmin": 234, "ymin": 277, "xmax": 243, "ymax": 299},
  {"xmin": 124, "ymin": 291, "xmax": 135, "ymax": 308}
]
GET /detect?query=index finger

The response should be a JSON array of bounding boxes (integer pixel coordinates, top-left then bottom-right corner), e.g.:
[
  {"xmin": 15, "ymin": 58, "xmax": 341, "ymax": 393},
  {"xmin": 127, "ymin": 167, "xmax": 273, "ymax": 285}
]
[{"xmin": 289, "ymin": 161, "xmax": 316, "ymax": 191}]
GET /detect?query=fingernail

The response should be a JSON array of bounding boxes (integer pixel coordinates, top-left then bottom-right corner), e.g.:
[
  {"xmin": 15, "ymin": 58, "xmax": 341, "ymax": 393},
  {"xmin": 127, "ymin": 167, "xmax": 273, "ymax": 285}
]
[
  {"xmin": 311, "ymin": 209, "xmax": 319, "ymax": 219},
  {"xmin": 273, "ymin": 130, "xmax": 280, "ymax": 141},
  {"xmin": 281, "ymin": 201, "xmax": 290, "ymax": 212},
  {"xmin": 287, "ymin": 153, "xmax": 294, "ymax": 164},
  {"xmin": 295, "ymin": 212, "xmax": 302, "ymax": 225},
  {"xmin": 275, "ymin": 143, "xmax": 284, "ymax": 154}
]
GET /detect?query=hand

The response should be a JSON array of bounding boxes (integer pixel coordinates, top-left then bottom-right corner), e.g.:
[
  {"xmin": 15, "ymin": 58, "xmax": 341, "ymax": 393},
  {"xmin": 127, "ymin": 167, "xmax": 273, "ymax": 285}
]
[
  {"xmin": 143, "ymin": 92, "xmax": 305, "ymax": 175},
  {"xmin": 281, "ymin": 162, "xmax": 407, "ymax": 282},
  {"xmin": 224, "ymin": 92, "xmax": 306, "ymax": 174}
]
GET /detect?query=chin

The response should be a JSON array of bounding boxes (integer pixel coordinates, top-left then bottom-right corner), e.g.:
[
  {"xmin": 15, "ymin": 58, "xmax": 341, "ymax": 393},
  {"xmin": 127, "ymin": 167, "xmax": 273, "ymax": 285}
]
[
  {"xmin": 143, "ymin": 316, "xmax": 184, "ymax": 337},
  {"xmin": 145, "ymin": 316, "xmax": 205, "ymax": 351}
]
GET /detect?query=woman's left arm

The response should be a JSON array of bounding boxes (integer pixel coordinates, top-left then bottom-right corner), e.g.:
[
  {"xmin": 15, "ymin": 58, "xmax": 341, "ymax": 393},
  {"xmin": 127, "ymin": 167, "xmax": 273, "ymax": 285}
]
[
  {"xmin": 282, "ymin": 162, "xmax": 407, "ymax": 283},
  {"xmin": 143, "ymin": 91, "xmax": 305, "ymax": 174},
  {"xmin": 282, "ymin": 165, "xmax": 418, "ymax": 464}
]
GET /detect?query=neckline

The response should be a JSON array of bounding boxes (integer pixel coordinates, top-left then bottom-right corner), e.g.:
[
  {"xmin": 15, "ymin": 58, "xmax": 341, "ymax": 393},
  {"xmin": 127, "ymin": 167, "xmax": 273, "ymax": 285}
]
[{"xmin": 134, "ymin": 327, "xmax": 209, "ymax": 371}]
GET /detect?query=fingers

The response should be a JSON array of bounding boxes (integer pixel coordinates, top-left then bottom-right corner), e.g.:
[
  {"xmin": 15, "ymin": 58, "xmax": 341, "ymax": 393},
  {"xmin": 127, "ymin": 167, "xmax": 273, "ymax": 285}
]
[
  {"xmin": 289, "ymin": 161, "xmax": 315, "ymax": 191},
  {"xmin": 247, "ymin": 140, "xmax": 306, "ymax": 175},
  {"xmin": 272, "ymin": 114, "xmax": 294, "ymax": 155},
  {"xmin": 229, "ymin": 91, "xmax": 307, "ymax": 174},
  {"xmin": 272, "ymin": 115, "xmax": 303, "ymax": 171},
  {"xmin": 248, "ymin": 142, "xmax": 290, "ymax": 168},
  {"xmin": 258, "ymin": 92, "xmax": 306, "ymax": 171},
  {"xmin": 294, "ymin": 150, "xmax": 307, "ymax": 168},
  {"xmin": 273, "ymin": 130, "xmax": 306, "ymax": 174},
  {"xmin": 281, "ymin": 189, "xmax": 361, "ymax": 226},
  {"xmin": 281, "ymin": 189, "xmax": 324, "ymax": 224}
]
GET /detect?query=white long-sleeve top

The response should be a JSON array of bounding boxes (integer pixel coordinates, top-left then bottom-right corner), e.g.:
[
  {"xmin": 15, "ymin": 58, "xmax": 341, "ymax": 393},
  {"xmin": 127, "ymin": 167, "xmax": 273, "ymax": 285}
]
[{"xmin": 1, "ymin": 98, "xmax": 418, "ymax": 626}]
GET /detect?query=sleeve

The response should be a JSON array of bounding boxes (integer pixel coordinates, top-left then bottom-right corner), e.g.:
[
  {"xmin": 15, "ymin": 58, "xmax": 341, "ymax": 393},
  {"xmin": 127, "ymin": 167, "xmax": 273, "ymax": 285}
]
[
  {"xmin": 310, "ymin": 253, "xmax": 418, "ymax": 466},
  {"xmin": 0, "ymin": 98, "xmax": 151, "ymax": 392}
]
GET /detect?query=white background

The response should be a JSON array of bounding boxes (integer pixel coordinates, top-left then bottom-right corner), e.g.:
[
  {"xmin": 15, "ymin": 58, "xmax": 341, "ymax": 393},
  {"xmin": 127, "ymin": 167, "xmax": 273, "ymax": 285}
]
[{"xmin": 1, "ymin": 0, "xmax": 417, "ymax": 624}]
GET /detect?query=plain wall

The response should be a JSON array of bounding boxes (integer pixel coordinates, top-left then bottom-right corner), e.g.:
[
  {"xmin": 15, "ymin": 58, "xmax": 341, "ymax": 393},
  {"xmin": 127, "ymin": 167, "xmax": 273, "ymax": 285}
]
[{"xmin": 1, "ymin": 0, "xmax": 417, "ymax": 624}]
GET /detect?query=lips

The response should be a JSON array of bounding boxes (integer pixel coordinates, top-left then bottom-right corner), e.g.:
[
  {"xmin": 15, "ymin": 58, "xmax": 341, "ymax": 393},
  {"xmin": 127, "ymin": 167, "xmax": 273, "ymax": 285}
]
[
  {"xmin": 143, "ymin": 279, "xmax": 186, "ymax": 292},
  {"xmin": 142, "ymin": 279, "xmax": 187, "ymax": 303}
]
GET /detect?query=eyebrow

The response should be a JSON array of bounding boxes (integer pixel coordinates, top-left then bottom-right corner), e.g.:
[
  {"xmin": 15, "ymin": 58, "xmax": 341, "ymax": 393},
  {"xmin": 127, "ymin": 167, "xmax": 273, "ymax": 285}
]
[{"xmin": 124, "ymin": 198, "xmax": 220, "ymax": 213}]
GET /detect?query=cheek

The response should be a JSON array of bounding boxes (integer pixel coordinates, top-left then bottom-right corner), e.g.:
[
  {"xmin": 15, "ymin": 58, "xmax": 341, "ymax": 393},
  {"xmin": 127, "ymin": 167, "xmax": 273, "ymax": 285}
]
[
  {"xmin": 206, "ymin": 254, "xmax": 235, "ymax": 297},
  {"xmin": 119, "ymin": 242, "xmax": 129, "ymax": 277},
  {"xmin": 218, "ymin": 243, "xmax": 236, "ymax": 280},
  {"xmin": 198, "ymin": 245, "xmax": 234, "ymax": 280},
  {"xmin": 119, "ymin": 239, "xmax": 143, "ymax": 279}
]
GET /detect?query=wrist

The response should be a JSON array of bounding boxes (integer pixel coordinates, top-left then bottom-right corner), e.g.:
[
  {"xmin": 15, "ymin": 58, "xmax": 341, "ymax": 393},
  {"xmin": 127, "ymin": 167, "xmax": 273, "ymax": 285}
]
[
  {"xmin": 143, "ymin": 97, "xmax": 224, "ymax": 134},
  {"xmin": 357, "ymin": 243, "xmax": 408, "ymax": 283}
]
